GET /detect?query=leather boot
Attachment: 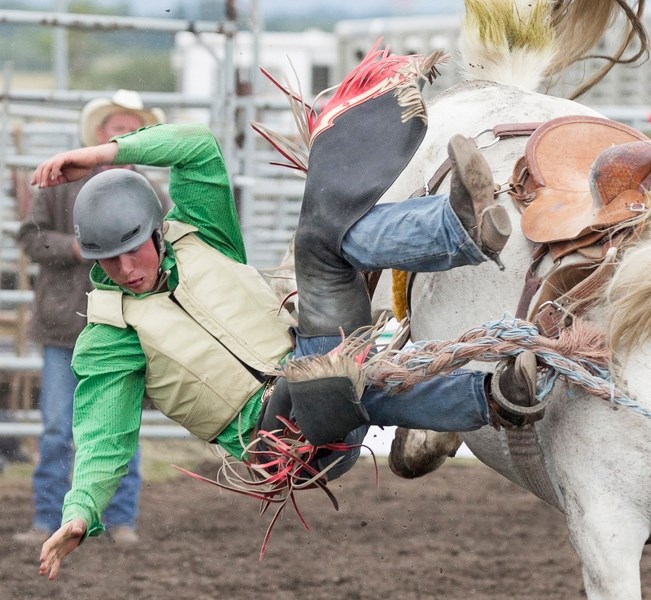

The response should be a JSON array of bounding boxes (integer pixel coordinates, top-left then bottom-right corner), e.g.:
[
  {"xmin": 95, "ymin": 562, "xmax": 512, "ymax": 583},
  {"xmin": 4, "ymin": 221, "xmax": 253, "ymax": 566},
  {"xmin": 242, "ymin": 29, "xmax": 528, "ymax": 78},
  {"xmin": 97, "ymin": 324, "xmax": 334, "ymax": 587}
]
[
  {"xmin": 448, "ymin": 134, "xmax": 512, "ymax": 268},
  {"xmin": 284, "ymin": 353, "xmax": 370, "ymax": 446},
  {"xmin": 488, "ymin": 350, "xmax": 545, "ymax": 428}
]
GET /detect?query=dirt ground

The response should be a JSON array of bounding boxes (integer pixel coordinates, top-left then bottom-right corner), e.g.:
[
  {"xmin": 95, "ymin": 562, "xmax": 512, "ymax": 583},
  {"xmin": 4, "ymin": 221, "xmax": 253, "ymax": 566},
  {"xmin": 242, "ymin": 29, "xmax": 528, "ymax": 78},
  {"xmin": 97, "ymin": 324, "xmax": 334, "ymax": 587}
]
[{"xmin": 1, "ymin": 441, "xmax": 649, "ymax": 600}]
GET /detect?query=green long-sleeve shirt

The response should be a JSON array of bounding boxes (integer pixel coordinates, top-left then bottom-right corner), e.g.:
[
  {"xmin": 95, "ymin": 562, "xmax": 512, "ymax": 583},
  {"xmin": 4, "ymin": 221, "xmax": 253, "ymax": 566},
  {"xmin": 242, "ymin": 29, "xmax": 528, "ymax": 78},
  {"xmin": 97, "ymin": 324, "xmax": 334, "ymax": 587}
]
[{"xmin": 64, "ymin": 123, "xmax": 263, "ymax": 537}]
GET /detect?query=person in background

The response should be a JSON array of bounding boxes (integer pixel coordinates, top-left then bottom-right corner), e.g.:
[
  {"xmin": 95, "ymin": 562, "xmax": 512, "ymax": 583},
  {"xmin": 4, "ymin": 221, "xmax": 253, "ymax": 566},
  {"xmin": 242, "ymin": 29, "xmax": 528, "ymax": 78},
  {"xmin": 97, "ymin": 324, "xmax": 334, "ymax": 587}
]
[{"xmin": 13, "ymin": 90, "xmax": 167, "ymax": 546}]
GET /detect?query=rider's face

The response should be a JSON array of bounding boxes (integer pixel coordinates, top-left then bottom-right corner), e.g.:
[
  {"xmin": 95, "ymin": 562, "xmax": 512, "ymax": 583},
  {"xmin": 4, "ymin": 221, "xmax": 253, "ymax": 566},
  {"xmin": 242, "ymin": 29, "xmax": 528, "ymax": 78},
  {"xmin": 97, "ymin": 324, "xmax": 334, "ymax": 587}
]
[{"xmin": 98, "ymin": 239, "xmax": 160, "ymax": 294}]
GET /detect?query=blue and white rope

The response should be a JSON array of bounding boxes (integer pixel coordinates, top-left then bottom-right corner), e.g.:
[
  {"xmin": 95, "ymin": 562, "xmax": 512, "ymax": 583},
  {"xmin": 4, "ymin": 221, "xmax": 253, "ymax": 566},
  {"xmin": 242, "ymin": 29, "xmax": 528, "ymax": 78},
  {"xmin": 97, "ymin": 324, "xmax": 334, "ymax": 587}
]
[{"xmin": 369, "ymin": 314, "xmax": 651, "ymax": 419}]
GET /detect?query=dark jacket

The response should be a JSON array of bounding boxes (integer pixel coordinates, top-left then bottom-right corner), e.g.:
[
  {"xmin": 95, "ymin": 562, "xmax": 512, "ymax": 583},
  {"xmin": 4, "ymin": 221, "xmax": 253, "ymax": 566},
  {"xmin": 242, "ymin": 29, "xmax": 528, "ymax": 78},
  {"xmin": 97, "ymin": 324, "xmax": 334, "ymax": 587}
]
[{"xmin": 18, "ymin": 176, "xmax": 93, "ymax": 348}]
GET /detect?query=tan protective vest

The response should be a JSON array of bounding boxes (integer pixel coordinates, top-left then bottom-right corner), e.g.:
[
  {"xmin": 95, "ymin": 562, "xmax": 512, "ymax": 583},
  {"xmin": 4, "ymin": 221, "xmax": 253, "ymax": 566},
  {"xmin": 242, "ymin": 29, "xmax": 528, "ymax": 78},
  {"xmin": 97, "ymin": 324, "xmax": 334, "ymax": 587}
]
[{"xmin": 86, "ymin": 221, "xmax": 295, "ymax": 441}]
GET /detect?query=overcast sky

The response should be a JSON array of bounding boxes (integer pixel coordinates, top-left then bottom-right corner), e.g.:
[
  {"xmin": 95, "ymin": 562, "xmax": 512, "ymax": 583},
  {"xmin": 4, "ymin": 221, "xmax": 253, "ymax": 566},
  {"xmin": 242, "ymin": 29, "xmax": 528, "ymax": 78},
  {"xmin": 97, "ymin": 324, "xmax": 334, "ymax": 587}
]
[
  {"xmin": 256, "ymin": 0, "xmax": 464, "ymax": 18},
  {"xmin": 19, "ymin": 0, "xmax": 464, "ymax": 19}
]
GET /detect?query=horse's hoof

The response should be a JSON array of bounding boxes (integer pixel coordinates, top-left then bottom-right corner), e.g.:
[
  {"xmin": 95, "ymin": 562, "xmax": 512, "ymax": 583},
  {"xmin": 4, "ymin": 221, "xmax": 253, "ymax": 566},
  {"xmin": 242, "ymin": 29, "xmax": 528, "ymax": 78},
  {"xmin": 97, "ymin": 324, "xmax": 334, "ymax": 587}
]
[{"xmin": 388, "ymin": 428, "xmax": 462, "ymax": 479}]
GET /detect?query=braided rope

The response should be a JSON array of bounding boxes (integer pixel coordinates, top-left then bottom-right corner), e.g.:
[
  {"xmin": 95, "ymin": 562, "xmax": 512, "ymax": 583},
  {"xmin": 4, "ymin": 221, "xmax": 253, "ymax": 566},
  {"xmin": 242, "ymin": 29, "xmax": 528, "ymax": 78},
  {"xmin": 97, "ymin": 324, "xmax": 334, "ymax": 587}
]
[{"xmin": 366, "ymin": 314, "xmax": 651, "ymax": 419}]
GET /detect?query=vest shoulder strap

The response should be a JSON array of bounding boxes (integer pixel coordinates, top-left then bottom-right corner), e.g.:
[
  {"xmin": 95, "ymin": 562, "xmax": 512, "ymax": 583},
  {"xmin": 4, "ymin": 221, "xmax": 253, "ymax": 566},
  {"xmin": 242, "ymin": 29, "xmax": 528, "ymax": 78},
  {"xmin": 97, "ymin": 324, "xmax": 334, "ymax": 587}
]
[
  {"xmin": 163, "ymin": 220, "xmax": 198, "ymax": 243},
  {"xmin": 87, "ymin": 289, "xmax": 128, "ymax": 328}
]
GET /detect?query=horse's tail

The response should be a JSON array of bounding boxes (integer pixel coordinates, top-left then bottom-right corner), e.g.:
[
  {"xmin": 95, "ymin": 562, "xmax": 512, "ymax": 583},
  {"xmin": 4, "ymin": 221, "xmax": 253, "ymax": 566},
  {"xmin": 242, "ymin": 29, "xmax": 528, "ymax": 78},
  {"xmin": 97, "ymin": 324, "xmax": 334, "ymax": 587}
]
[
  {"xmin": 459, "ymin": 0, "xmax": 648, "ymax": 98},
  {"xmin": 605, "ymin": 222, "xmax": 651, "ymax": 357}
]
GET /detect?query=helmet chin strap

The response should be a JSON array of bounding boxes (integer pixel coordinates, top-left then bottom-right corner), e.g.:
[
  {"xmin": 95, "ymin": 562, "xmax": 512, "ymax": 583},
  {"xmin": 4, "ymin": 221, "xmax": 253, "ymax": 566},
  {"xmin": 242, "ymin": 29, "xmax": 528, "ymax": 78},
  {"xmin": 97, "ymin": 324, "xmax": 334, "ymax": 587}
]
[
  {"xmin": 153, "ymin": 229, "xmax": 166, "ymax": 266},
  {"xmin": 152, "ymin": 229, "xmax": 170, "ymax": 292}
]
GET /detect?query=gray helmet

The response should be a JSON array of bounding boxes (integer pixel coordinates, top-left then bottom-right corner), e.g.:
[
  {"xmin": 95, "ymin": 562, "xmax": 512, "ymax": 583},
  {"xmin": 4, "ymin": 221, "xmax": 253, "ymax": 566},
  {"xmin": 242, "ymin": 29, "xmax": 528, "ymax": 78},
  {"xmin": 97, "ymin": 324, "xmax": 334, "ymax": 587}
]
[{"xmin": 73, "ymin": 168, "xmax": 164, "ymax": 260}]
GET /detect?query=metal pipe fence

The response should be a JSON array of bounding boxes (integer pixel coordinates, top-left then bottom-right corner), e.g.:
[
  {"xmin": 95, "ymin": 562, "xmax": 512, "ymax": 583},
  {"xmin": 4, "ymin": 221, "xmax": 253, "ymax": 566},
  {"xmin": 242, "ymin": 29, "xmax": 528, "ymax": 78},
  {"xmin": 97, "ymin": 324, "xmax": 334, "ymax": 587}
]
[
  {"xmin": 0, "ymin": 410, "xmax": 192, "ymax": 438},
  {"xmin": 0, "ymin": 5, "xmax": 649, "ymax": 439}
]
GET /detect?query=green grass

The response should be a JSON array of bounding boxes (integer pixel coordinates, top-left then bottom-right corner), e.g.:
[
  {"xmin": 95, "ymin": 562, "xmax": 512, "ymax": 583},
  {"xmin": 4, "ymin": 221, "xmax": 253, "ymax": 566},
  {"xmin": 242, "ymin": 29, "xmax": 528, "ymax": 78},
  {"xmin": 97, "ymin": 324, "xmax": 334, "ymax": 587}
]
[
  {"xmin": 1, "ymin": 438, "xmax": 216, "ymax": 484},
  {"xmin": 139, "ymin": 439, "xmax": 217, "ymax": 482},
  {"xmin": 1, "ymin": 438, "xmax": 480, "ymax": 485}
]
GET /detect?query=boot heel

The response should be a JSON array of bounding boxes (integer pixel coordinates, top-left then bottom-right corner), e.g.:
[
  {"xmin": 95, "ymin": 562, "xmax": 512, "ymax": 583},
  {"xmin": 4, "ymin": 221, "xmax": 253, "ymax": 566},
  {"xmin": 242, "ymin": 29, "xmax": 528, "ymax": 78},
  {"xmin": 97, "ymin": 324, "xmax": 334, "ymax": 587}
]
[{"xmin": 477, "ymin": 205, "xmax": 511, "ymax": 269}]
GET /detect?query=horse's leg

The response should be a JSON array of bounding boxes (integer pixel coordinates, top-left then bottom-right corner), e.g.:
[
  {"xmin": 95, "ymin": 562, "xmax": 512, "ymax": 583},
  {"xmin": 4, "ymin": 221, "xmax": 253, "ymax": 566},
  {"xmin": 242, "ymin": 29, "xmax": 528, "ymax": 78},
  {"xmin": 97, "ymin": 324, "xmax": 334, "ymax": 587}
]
[
  {"xmin": 564, "ymin": 494, "xmax": 648, "ymax": 600},
  {"xmin": 388, "ymin": 428, "xmax": 461, "ymax": 478},
  {"xmin": 549, "ymin": 390, "xmax": 650, "ymax": 600}
]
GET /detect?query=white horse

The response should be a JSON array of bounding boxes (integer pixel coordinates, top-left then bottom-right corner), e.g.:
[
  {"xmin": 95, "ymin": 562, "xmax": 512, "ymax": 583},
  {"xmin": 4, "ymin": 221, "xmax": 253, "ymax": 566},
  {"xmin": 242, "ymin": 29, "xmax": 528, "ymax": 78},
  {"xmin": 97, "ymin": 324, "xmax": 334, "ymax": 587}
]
[
  {"xmin": 264, "ymin": 1, "xmax": 649, "ymax": 597},
  {"xmin": 373, "ymin": 2, "xmax": 651, "ymax": 599},
  {"xmin": 382, "ymin": 81, "xmax": 651, "ymax": 600}
]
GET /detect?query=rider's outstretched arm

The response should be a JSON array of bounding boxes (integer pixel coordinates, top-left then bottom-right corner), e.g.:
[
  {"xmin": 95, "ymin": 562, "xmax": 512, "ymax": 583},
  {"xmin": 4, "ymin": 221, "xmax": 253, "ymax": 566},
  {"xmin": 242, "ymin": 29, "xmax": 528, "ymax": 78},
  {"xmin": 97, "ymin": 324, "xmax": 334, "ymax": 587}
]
[{"xmin": 31, "ymin": 144, "xmax": 118, "ymax": 188}]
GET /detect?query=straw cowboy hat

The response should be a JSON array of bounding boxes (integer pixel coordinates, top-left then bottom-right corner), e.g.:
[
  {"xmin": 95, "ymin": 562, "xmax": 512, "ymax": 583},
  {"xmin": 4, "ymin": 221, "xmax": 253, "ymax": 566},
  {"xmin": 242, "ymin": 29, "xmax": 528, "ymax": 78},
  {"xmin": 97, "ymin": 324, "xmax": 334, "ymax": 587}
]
[{"xmin": 79, "ymin": 89, "xmax": 166, "ymax": 147}]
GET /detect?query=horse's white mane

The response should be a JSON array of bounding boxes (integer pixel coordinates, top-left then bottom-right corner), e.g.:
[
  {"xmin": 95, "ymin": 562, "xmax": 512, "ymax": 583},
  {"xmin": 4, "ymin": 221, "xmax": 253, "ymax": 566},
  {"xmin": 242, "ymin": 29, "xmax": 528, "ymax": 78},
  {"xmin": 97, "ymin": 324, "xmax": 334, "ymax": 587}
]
[
  {"xmin": 459, "ymin": 0, "xmax": 556, "ymax": 90},
  {"xmin": 459, "ymin": 0, "xmax": 648, "ymax": 97}
]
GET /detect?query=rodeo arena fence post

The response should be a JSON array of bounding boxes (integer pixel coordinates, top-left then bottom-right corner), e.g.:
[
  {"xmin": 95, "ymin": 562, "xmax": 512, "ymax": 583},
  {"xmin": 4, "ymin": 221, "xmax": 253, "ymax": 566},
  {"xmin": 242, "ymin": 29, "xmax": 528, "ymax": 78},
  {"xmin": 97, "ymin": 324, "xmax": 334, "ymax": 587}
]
[{"xmin": 0, "ymin": 4, "xmax": 650, "ymax": 440}]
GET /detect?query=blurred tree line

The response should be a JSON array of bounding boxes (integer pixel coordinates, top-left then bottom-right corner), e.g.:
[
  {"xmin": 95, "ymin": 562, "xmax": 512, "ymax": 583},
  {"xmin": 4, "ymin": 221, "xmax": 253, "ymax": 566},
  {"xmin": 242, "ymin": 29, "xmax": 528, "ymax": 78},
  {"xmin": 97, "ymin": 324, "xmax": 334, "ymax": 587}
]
[{"xmin": 1, "ymin": 1, "xmax": 177, "ymax": 91}]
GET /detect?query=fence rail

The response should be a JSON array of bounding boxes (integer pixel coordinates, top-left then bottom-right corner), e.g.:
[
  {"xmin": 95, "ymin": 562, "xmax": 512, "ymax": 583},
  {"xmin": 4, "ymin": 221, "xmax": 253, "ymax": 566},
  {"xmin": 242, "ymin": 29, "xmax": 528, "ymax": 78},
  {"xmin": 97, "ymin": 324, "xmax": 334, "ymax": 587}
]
[{"xmin": 0, "ymin": 410, "xmax": 191, "ymax": 438}]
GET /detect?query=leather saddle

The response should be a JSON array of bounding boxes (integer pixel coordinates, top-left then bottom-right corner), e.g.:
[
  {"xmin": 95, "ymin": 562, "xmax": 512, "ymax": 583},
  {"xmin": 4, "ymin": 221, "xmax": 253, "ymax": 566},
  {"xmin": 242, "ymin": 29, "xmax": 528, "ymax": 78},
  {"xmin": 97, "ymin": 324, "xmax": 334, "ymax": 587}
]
[
  {"xmin": 515, "ymin": 115, "xmax": 649, "ymax": 247},
  {"xmin": 509, "ymin": 115, "xmax": 650, "ymax": 335},
  {"xmin": 395, "ymin": 116, "xmax": 651, "ymax": 335}
]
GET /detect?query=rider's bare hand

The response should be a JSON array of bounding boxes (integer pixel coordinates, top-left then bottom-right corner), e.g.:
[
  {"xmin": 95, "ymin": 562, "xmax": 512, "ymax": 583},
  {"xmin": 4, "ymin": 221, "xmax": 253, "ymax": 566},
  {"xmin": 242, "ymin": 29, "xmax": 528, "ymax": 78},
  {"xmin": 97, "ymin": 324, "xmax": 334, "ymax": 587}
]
[
  {"xmin": 39, "ymin": 518, "xmax": 87, "ymax": 581},
  {"xmin": 30, "ymin": 143, "xmax": 119, "ymax": 189}
]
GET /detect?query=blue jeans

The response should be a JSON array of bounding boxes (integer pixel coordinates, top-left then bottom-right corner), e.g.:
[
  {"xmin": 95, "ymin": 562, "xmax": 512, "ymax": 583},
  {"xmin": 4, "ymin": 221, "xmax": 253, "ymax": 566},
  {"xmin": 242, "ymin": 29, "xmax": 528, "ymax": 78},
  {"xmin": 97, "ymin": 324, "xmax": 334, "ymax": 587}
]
[
  {"xmin": 298, "ymin": 194, "xmax": 490, "ymax": 480},
  {"xmin": 32, "ymin": 346, "xmax": 141, "ymax": 532},
  {"xmin": 341, "ymin": 194, "xmax": 486, "ymax": 271},
  {"xmin": 295, "ymin": 338, "xmax": 489, "ymax": 482}
]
